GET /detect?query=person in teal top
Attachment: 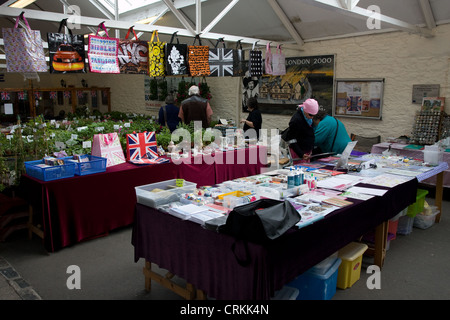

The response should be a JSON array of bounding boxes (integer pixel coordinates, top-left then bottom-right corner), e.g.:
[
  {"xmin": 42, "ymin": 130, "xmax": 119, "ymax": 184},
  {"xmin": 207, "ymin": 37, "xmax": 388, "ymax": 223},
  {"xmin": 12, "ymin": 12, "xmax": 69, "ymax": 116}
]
[{"xmin": 313, "ymin": 110, "xmax": 351, "ymax": 154}]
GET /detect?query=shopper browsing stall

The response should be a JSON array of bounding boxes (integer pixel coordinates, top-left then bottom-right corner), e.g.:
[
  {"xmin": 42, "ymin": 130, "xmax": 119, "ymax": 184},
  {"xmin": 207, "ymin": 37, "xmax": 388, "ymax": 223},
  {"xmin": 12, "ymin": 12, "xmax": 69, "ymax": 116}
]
[
  {"xmin": 178, "ymin": 85, "xmax": 213, "ymax": 129},
  {"xmin": 158, "ymin": 94, "xmax": 181, "ymax": 132},
  {"xmin": 240, "ymin": 97, "xmax": 262, "ymax": 140},
  {"xmin": 285, "ymin": 98, "xmax": 319, "ymax": 162},
  {"xmin": 313, "ymin": 109, "xmax": 351, "ymax": 154}
]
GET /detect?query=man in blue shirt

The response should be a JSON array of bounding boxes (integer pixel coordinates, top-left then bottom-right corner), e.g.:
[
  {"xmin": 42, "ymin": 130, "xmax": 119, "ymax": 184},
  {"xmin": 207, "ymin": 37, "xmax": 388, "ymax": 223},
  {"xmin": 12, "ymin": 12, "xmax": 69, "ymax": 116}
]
[{"xmin": 313, "ymin": 110, "xmax": 351, "ymax": 154}]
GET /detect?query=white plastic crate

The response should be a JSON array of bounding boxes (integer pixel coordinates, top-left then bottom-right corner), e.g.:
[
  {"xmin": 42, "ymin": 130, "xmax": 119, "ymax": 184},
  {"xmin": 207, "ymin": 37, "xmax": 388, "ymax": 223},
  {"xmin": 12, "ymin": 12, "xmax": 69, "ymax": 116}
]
[{"xmin": 135, "ymin": 179, "xmax": 197, "ymax": 208}]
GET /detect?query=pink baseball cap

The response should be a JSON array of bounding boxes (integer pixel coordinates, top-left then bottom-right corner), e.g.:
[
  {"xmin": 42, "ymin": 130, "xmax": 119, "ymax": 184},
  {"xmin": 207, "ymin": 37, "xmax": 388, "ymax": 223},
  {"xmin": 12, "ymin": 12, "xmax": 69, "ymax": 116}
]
[{"xmin": 300, "ymin": 99, "xmax": 319, "ymax": 115}]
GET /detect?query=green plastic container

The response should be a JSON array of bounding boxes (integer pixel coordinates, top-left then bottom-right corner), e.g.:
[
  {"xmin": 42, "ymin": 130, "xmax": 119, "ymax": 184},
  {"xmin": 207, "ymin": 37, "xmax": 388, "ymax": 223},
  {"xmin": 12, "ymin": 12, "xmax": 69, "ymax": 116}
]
[{"xmin": 406, "ymin": 189, "xmax": 428, "ymax": 218}]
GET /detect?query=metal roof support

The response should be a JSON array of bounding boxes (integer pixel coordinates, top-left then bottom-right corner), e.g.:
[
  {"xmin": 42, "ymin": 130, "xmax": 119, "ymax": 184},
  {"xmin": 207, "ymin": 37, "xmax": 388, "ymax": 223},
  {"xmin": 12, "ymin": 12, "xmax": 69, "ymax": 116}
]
[
  {"xmin": 161, "ymin": 0, "xmax": 196, "ymax": 36},
  {"xmin": 267, "ymin": 0, "xmax": 304, "ymax": 48},
  {"xmin": 202, "ymin": 0, "xmax": 240, "ymax": 34},
  {"xmin": 419, "ymin": 0, "xmax": 436, "ymax": 29},
  {"xmin": 0, "ymin": 6, "xmax": 279, "ymax": 46},
  {"xmin": 338, "ymin": 0, "xmax": 359, "ymax": 10},
  {"xmin": 310, "ymin": 0, "xmax": 434, "ymax": 38},
  {"xmin": 196, "ymin": 0, "xmax": 201, "ymax": 34}
]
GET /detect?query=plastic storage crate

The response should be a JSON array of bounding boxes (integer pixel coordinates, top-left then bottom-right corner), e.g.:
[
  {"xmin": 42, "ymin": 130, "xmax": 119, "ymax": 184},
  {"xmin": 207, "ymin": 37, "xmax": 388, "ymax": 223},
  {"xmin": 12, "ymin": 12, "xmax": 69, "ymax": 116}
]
[
  {"xmin": 406, "ymin": 189, "xmax": 428, "ymax": 218},
  {"xmin": 288, "ymin": 257, "xmax": 341, "ymax": 300},
  {"xmin": 25, "ymin": 159, "xmax": 76, "ymax": 181},
  {"xmin": 413, "ymin": 207, "xmax": 439, "ymax": 229},
  {"xmin": 135, "ymin": 179, "xmax": 197, "ymax": 208},
  {"xmin": 271, "ymin": 286, "xmax": 299, "ymax": 300},
  {"xmin": 397, "ymin": 215, "xmax": 414, "ymax": 235},
  {"xmin": 337, "ymin": 242, "xmax": 368, "ymax": 289},
  {"xmin": 71, "ymin": 155, "xmax": 107, "ymax": 176}
]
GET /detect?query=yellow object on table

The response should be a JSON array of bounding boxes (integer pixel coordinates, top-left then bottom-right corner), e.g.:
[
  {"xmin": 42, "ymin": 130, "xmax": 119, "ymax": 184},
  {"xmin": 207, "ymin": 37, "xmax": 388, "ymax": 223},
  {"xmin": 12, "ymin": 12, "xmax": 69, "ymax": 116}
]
[{"xmin": 217, "ymin": 190, "xmax": 251, "ymax": 199}]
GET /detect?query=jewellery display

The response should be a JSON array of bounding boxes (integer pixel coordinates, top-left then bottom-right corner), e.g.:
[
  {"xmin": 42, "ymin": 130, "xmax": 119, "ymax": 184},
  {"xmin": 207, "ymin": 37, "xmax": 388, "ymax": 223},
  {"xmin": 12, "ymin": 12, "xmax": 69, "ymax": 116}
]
[{"xmin": 410, "ymin": 110, "xmax": 446, "ymax": 145}]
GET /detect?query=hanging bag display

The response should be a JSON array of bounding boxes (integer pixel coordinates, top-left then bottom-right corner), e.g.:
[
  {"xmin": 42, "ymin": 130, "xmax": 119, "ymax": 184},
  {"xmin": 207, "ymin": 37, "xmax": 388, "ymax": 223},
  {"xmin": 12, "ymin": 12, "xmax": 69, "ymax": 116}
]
[
  {"xmin": 91, "ymin": 132, "xmax": 126, "ymax": 167},
  {"xmin": 219, "ymin": 199, "xmax": 301, "ymax": 266},
  {"xmin": 271, "ymin": 44, "xmax": 286, "ymax": 76},
  {"xmin": 118, "ymin": 26, "xmax": 149, "ymax": 74},
  {"xmin": 188, "ymin": 35, "xmax": 210, "ymax": 77},
  {"xmin": 148, "ymin": 30, "xmax": 165, "ymax": 77},
  {"xmin": 165, "ymin": 31, "xmax": 188, "ymax": 76},
  {"xmin": 232, "ymin": 40, "xmax": 245, "ymax": 77},
  {"xmin": 87, "ymin": 23, "xmax": 120, "ymax": 74},
  {"xmin": 264, "ymin": 43, "xmax": 273, "ymax": 75},
  {"xmin": 248, "ymin": 41, "xmax": 263, "ymax": 77},
  {"xmin": 2, "ymin": 13, "xmax": 48, "ymax": 73},
  {"xmin": 209, "ymin": 38, "xmax": 234, "ymax": 77},
  {"xmin": 47, "ymin": 18, "xmax": 86, "ymax": 74}
]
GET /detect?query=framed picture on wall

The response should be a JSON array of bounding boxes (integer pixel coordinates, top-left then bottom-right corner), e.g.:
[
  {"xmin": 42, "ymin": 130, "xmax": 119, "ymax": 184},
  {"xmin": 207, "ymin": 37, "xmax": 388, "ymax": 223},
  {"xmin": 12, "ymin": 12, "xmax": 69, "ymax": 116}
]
[
  {"xmin": 333, "ymin": 78, "xmax": 384, "ymax": 120},
  {"xmin": 256, "ymin": 55, "xmax": 335, "ymax": 116}
]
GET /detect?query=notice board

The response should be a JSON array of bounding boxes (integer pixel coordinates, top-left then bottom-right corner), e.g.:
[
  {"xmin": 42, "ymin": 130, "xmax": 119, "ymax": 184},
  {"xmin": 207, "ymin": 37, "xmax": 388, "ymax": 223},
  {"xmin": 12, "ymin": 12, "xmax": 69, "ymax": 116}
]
[{"xmin": 334, "ymin": 78, "xmax": 384, "ymax": 120}]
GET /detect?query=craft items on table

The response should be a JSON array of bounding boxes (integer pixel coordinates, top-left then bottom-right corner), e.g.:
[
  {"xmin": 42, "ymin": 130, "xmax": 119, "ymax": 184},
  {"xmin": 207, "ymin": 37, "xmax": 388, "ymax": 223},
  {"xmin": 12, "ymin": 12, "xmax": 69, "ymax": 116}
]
[{"xmin": 134, "ymin": 150, "xmax": 442, "ymax": 231}]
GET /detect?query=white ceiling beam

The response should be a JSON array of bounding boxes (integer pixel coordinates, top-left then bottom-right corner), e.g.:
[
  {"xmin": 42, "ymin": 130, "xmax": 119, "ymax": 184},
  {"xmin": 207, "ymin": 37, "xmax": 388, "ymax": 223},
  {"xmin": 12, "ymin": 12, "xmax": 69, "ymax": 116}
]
[
  {"xmin": 202, "ymin": 0, "xmax": 240, "ymax": 34},
  {"xmin": 161, "ymin": 0, "xmax": 196, "ymax": 36},
  {"xmin": 1, "ymin": 1, "xmax": 17, "ymax": 6},
  {"xmin": 0, "ymin": 6, "xmax": 281, "ymax": 47},
  {"xmin": 338, "ymin": 0, "xmax": 360, "ymax": 10},
  {"xmin": 88, "ymin": 0, "xmax": 115, "ymax": 20},
  {"xmin": 196, "ymin": 0, "xmax": 201, "ymax": 34},
  {"xmin": 419, "ymin": 0, "xmax": 436, "ymax": 29},
  {"xmin": 310, "ymin": 0, "xmax": 434, "ymax": 37},
  {"xmin": 267, "ymin": 0, "xmax": 304, "ymax": 48}
]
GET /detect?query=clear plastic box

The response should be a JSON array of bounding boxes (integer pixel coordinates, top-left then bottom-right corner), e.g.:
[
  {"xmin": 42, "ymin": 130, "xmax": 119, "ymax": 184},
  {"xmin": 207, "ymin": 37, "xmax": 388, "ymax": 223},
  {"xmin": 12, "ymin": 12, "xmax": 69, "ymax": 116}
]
[
  {"xmin": 135, "ymin": 179, "xmax": 197, "ymax": 208},
  {"xmin": 413, "ymin": 209, "xmax": 439, "ymax": 229}
]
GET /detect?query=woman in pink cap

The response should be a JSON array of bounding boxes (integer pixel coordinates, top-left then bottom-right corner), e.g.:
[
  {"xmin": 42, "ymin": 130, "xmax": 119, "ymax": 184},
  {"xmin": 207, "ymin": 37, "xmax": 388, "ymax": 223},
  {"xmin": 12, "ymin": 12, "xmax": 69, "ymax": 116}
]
[{"xmin": 285, "ymin": 98, "xmax": 319, "ymax": 163}]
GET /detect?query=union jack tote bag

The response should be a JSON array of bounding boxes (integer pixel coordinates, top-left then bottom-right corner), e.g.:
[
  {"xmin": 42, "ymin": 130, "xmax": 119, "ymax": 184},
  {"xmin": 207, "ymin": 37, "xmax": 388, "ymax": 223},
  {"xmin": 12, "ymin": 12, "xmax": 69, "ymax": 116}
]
[
  {"xmin": 209, "ymin": 38, "xmax": 233, "ymax": 77},
  {"xmin": 126, "ymin": 131, "xmax": 158, "ymax": 161}
]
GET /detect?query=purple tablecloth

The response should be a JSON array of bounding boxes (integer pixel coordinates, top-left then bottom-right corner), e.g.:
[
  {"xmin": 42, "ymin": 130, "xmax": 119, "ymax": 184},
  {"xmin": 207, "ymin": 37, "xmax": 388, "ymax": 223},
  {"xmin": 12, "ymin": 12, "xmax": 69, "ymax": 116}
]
[
  {"xmin": 22, "ymin": 147, "xmax": 267, "ymax": 252},
  {"xmin": 132, "ymin": 177, "xmax": 418, "ymax": 300}
]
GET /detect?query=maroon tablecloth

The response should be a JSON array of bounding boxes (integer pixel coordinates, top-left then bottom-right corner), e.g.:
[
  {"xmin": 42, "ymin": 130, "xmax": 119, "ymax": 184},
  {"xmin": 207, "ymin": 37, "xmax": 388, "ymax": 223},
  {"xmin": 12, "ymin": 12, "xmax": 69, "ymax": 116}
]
[
  {"xmin": 22, "ymin": 147, "xmax": 267, "ymax": 252},
  {"xmin": 132, "ymin": 177, "xmax": 418, "ymax": 300}
]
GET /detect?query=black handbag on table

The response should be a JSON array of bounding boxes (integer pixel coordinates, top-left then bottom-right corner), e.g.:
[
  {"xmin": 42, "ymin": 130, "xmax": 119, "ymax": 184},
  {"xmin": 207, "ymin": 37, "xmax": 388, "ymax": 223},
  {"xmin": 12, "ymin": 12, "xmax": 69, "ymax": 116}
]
[{"xmin": 219, "ymin": 199, "xmax": 301, "ymax": 266}]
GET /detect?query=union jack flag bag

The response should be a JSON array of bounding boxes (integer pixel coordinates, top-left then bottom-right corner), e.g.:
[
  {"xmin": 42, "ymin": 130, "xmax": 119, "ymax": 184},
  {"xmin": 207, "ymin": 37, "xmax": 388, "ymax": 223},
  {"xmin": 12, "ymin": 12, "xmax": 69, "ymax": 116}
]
[
  {"xmin": 209, "ymin": 38, "xmax": 233, "ymax": 77},
  {"xmin": 126, "ymin": 131, "xmax": 158, "ymax": 161},
  {"xmin": 91, "ymin": 132, "xmax": 126, "ymax": 167}
]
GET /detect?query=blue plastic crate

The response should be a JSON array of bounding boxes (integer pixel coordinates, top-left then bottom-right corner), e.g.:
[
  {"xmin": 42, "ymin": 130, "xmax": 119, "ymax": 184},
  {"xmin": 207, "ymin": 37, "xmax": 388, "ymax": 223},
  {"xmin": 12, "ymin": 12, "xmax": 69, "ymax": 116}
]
[
  {"xmin": 71, "ymin": 155, "xmax": 107, "ymax": 176},
  {"xmin": 288, "ymin": 257, "xmax": 341, "ymax": 300},
  {"xmin": 25, "ymin": 159, "xmax": 76, "ymax": 181}
]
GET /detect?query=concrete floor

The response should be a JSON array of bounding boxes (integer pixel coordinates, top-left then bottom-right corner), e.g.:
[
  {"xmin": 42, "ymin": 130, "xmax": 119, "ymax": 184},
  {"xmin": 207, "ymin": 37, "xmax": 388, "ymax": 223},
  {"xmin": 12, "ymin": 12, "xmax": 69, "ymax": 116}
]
[{"xmin": 1, "ymin": 190, "xmax": 449, "ymax": 301}]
